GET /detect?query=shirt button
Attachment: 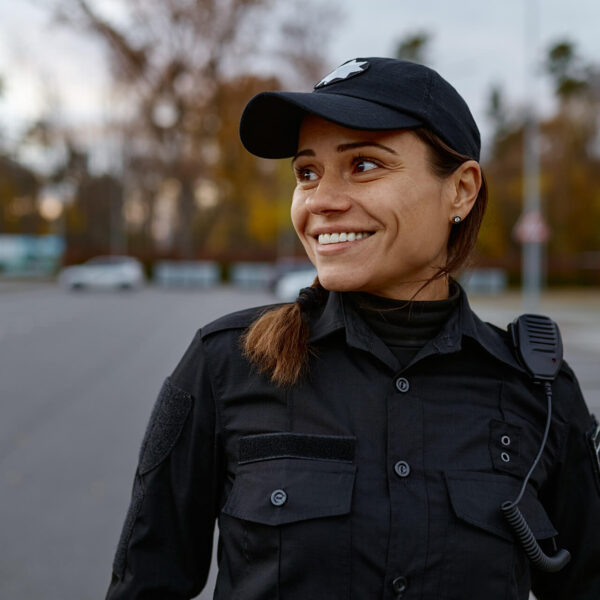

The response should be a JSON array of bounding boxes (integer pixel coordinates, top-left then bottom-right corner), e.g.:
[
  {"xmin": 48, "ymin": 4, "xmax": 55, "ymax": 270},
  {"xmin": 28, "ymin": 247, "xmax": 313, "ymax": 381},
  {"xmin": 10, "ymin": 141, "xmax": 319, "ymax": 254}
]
[
  {"xmin": 395, "ymin": 377, "xmax": 410, "ymax": 393},
  {"xmin": 394, "ymin": 460, "xmax": 411, "ymax": 478},
  {"xmin": 270, "ymin": 489, "xmax": 287, "ymax": 506},
  {"xmin": 391, "ymin": 575, "xmax": 408, "ymax": 596}
]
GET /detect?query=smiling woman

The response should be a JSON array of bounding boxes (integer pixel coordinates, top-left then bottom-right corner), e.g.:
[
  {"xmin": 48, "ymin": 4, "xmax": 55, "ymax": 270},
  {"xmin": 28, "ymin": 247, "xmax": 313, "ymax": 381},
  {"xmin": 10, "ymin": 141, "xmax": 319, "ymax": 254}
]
[
  {"xmin": 106, "ymin": 58, "xmax": 600, "ymax": 600},
  {"xmin": 244, "ymin": 103, "xmax": 487, "ymax": 385},
  {"xmin": 290, "ymin": 117, "xmax": 482, "ymax": 299}
]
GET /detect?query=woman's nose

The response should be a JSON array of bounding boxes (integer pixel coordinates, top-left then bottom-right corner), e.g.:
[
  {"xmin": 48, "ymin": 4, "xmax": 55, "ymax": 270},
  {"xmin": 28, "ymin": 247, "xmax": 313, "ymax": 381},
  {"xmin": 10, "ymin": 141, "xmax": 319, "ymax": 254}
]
[{"xmin": 305, "ymin": 174, "xmax": 352, "ymax": 215}]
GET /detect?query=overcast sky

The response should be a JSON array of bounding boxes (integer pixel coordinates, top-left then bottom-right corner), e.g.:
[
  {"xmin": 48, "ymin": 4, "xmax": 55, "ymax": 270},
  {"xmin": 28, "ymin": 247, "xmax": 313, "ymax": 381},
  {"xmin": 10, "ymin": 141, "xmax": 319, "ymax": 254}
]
[{"xmin": 1, "ymin": 0, "xmax": 599, "ymax": 160}]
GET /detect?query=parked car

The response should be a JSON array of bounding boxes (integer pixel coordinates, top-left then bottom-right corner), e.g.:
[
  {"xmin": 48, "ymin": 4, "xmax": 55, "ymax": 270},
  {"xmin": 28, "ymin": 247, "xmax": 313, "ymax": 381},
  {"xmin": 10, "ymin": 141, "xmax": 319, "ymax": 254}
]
[
  {"xmin": 273, "ymin": 267, "xmax": 317, "ymax": 302},
  {"xmin": 59, "ymin": 256, "xmax": 145, "ymax": 291},
  {"xmin": 268, "ymin": 258, "xmax": 315, "ymax": 292}
]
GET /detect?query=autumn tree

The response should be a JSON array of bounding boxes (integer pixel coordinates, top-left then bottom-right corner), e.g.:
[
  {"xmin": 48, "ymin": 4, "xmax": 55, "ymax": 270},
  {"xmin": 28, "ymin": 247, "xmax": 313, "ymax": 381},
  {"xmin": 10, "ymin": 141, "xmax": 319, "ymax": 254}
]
[
  {"xmin": 47, "ymin": 0, "xmax": 338, "ymax": 260},
  {"xmin": 64, "ymin": 174, "xmax": 124, "ymax": 261},
  {"xmin": 482, "ymin": 39, "xmax": 600, "ymax": 283},
  {"xmin": 546, "ymin": 40, "xmax": 590, "ymax": 99},
  {"xmin": 540, "ymin": 41, "xmax": 600, "ymax": 274},
  {"xmin": 0, "ymin": 157, "xmax": 43, "ymax": 235},
  {"xmin": 16, "ymin": 115, "xmax": 127, "ymax": 261}
]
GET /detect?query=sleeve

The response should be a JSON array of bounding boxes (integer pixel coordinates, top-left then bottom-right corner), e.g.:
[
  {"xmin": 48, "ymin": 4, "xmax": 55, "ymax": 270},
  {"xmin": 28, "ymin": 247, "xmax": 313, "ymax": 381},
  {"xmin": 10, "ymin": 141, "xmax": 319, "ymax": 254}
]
[
  {"xmin": 105, "ymin": 330, "xmax": 222, "ymax": 600},
  {"xmin": 531, "ymin": 372, "xmax": 600, "ymax": 600}
]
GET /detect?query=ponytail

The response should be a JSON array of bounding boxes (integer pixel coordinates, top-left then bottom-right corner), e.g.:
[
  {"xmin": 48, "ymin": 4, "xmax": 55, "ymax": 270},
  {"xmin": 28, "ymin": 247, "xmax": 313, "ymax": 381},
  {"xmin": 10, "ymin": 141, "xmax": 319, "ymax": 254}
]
[{"xmin": 242, "ymin": 278, "xmax": 327, "ymax": 386}]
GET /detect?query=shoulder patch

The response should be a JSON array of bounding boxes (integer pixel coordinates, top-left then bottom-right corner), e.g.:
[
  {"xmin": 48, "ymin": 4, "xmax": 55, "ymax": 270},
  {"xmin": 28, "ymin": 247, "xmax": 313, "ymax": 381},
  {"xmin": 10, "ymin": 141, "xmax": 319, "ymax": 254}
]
[
  {"xmin": 587, "ymin": 415, "xmax": 600, "ymax": 494},
  {"xmin": 200, "ymin": 303, "xmax": 284, "ymax": 339},
  {"xmin": 138, "ymin": 378, "xmax": 193, "ymax": 475}
]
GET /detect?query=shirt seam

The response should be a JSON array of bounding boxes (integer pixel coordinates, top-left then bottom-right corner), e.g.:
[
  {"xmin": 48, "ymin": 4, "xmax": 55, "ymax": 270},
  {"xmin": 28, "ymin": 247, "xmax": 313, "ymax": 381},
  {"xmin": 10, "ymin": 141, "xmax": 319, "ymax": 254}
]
[{"xmin": 199, "ymin": 332, "xmax": 224, "ymax": 520}]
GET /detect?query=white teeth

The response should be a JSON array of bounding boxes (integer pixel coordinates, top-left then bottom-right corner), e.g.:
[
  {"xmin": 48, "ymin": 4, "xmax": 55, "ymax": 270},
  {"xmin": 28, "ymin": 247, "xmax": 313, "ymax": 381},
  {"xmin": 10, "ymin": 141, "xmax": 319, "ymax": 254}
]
[{"xmin": 317, "ymin": 231, "xmax": 372, "ymax": 245}]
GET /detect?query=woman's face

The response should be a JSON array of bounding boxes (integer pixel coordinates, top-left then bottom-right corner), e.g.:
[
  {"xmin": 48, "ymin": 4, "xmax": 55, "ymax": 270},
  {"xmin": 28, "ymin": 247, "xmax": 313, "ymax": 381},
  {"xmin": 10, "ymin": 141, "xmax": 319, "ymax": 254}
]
[{"xmin": 291, "ymin": 116, "xmax": 477, "ymax": 300}]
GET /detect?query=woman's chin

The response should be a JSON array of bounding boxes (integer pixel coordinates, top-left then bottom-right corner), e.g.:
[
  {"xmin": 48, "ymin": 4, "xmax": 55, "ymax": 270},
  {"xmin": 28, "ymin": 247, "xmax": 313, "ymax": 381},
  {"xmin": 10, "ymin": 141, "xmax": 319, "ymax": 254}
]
[{"xmin": 316, "ymin": 269, "xmax": 370, "ymax": 293}]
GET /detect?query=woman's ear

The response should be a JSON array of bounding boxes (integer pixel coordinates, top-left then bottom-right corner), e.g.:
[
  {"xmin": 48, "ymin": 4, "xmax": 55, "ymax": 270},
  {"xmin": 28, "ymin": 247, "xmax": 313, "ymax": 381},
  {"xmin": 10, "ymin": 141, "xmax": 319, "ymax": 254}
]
[{"xmin": 446, "ymin": 160, "xmax": 481, "ymax": 221}]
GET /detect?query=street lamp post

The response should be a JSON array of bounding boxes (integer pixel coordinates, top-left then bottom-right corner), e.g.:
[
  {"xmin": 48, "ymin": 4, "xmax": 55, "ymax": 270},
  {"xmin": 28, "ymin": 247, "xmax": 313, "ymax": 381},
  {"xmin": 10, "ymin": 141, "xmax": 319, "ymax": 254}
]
[
  {"xmin": 521, "ymin": 112, "xmax": 542, "ymax": 311},
  {"xmin": 519, "ymin": 0, "xmax": 546, "ymax": 313}
]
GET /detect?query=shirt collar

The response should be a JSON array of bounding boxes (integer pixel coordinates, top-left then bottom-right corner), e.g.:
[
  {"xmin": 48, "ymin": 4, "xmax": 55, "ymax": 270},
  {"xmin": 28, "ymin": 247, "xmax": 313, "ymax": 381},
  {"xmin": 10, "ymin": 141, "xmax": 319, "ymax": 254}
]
[
  {"xmin": 310, "ymin": 290, "xmax": 399, "ymax": 371},
  {"xmin": 309, "ymin": 283, "xmax": 526, "ymax": 375}
]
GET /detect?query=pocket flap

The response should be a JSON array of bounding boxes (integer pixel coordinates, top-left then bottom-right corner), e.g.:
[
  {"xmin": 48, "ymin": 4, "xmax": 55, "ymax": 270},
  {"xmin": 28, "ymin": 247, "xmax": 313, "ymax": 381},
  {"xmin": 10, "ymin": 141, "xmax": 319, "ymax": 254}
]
[
  {"xmin": 222, "ymin": 458, "xmax": 356, "ymax": 526},
  {"xmin": 445, "ymin": 471, "xmax": 558, "ymax": 541}
]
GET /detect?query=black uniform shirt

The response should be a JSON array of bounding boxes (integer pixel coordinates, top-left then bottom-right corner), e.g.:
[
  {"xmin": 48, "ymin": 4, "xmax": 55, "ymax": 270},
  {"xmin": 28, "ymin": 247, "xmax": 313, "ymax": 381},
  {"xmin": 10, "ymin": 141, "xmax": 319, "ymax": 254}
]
[{"xmin": 106, "ymin": 286, "xmax": 600, "ymax": 600}]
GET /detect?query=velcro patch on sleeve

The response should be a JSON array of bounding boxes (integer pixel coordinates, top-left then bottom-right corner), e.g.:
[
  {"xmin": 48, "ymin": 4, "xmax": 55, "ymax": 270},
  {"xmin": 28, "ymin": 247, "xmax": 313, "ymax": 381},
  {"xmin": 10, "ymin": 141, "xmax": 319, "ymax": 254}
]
[{"xmin": 138, "ymin": 378, "xmax": 193, "ymax": 475}]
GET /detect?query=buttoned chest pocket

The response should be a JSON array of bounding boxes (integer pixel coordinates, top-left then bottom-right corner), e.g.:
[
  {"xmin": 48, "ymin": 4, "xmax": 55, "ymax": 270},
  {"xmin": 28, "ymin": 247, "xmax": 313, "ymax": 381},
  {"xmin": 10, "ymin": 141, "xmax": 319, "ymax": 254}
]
[
  {"xmin": 441, "ymin": 471, "xmax": 557, "ymax": 600},
  {"xmin": 219, "ymin": 433, "xmax": 356, "ymax": 600}
]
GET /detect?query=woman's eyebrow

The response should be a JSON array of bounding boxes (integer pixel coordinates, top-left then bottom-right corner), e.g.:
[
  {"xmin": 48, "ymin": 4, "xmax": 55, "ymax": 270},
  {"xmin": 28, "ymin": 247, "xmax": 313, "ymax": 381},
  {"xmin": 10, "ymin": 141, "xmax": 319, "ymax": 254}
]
[
  {"xmin": 292, "ymin": 149, "xmax": 315, "ymax": 164},
  {"xmin": 337, "ymin": 141, "xmax": 397, "ymax": 154},
  {"xmin": 292, "ymin": 141, "xmax": 397, "ymax": 164}
]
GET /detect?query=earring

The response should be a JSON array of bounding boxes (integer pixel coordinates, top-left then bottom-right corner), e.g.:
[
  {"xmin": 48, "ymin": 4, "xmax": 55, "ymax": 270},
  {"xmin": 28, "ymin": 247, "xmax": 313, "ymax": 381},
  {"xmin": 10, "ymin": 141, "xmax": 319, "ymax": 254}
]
[{"xmin": 452, "ymin": 216, "xmax": 462, "ymax": 224}]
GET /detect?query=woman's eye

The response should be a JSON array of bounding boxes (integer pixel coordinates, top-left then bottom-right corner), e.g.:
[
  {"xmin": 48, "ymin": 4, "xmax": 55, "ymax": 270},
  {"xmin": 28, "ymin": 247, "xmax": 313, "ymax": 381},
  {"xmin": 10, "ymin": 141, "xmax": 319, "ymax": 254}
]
[
  {"xmin": 298, "ymin": 168, "xmax": 318, "ymax": 182},
  {"xmin": 355, "ymin": 159, "xmax": 378, "ymax": 173}
]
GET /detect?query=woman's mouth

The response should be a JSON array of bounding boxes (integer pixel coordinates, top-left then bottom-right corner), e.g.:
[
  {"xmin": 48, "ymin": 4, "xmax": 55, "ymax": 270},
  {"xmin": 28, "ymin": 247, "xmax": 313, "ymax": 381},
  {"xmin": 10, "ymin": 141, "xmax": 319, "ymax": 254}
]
[{"xmin": 317, "ymin": 231, "xmax": 374, "ymax": 245}]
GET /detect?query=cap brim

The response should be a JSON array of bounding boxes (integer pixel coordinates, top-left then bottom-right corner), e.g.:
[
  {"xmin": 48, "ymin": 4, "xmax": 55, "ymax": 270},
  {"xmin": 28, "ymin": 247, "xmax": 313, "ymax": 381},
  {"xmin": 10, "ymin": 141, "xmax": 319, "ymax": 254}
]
[{"xmin": 240, "ymin": 91, "xmax": 423, "ymax": 159}]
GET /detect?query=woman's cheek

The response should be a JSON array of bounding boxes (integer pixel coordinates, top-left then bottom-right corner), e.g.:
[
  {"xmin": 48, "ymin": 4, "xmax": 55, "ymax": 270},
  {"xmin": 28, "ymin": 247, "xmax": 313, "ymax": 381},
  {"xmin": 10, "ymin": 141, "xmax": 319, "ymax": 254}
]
[{"xmin": 291, "ymin": 193, "xmax": 309, "ymax": 239}]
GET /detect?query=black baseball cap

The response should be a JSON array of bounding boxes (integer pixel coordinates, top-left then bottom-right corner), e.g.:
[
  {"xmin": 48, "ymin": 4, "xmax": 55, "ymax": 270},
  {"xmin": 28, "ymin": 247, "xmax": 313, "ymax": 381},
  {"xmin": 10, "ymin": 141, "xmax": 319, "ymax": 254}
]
[{"xmin": 239, "ymin": 57, "xmax": 480, "ymax": 161}]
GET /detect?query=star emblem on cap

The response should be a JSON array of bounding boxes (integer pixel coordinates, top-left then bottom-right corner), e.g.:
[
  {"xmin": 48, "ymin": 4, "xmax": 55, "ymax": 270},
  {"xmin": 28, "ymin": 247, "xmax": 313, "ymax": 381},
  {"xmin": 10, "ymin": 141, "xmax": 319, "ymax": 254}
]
[{"xmin": 314, "ymin": 59, "xmax": 369, "ymax": 89}]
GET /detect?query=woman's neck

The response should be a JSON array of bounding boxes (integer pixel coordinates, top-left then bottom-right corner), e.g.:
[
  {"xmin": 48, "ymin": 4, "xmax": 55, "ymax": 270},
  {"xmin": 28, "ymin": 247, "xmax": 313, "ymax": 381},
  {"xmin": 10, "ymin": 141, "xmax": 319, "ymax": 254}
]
[
  {"xmin": 346, "ymin": 281, "xmax": 461, "ymax": 362},
  {"xmin": 358, "ymin": 276, "xmax": 449, "ymax": 302}
]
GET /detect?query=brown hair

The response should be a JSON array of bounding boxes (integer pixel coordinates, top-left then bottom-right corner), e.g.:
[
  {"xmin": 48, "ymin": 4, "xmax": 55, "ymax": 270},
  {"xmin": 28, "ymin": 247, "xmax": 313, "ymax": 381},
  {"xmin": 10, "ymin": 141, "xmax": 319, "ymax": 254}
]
[{"xmin": 242, "ymin": 127, "xmax": 488, "ymax": 386}]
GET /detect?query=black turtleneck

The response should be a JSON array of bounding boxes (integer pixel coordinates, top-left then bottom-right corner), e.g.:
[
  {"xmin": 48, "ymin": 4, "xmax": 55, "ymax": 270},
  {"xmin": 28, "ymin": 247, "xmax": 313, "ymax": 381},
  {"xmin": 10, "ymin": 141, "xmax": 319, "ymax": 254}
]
[{"xmin": 346, "ymin": 282, "xmax": 460, "ymax": 368}]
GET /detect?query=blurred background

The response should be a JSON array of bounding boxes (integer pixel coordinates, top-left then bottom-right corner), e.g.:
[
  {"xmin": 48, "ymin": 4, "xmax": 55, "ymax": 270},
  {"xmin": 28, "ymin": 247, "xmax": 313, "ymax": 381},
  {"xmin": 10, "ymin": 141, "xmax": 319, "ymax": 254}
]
[{"xmin": 0, "ymin": 1, "xmax": 598, "ymax": 598}]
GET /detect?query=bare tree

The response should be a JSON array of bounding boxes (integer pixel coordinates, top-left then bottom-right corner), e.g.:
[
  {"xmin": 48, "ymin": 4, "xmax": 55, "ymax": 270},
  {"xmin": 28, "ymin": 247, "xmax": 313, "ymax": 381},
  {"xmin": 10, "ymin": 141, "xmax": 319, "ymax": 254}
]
[{"xmin": 47, "ymin": 0, "xmax": 338, "ymax": 258}]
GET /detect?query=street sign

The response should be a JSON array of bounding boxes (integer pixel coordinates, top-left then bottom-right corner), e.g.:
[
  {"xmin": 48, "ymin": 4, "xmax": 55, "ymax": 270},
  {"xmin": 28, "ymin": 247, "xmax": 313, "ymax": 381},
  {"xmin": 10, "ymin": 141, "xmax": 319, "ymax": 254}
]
[{"xmin": 513, "ymin": 210, "xmax": 550, "ymax": 244}]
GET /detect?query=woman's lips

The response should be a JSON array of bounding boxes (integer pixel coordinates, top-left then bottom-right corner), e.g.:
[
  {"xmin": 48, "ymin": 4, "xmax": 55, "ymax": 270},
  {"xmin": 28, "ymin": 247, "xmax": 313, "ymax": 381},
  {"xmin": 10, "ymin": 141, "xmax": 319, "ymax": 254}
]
[
  {"xmin": 316, "ymin": 231, "xmax": 374, "ymax": 245},
  {"xmin": 314, "ymin": 231, "xmax": 375, "ymax": 254}
]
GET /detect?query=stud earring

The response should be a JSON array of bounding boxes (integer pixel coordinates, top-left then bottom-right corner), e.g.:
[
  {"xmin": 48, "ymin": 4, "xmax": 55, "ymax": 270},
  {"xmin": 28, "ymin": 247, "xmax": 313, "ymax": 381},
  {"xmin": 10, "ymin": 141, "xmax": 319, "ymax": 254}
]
[{"xmin": 452, "ymin": 216, "xmax": 462, "ymax": 224}]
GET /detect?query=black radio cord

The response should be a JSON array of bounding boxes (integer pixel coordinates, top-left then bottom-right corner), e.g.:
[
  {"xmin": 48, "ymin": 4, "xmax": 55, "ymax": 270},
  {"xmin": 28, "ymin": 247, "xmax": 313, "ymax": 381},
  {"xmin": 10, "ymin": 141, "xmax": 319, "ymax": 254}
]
[{"xmin": 501, "ymin": 382, "xmax": 571, "ymax": 572}]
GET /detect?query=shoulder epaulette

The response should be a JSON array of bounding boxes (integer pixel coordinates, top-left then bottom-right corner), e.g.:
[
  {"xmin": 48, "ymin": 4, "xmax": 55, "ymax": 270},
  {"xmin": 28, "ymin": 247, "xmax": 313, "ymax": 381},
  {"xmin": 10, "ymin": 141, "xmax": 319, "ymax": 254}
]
[{"xmin": 200, "ymin": 303, "xmax": 284, "ymax": 339}]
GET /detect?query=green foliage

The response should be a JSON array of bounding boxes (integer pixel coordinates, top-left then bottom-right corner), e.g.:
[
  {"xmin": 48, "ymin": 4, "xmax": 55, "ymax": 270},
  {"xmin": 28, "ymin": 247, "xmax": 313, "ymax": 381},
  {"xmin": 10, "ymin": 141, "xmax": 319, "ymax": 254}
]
[
  {"xmin": 545, "ymin": 40, "xmax": 589, "ymax": 100},
  {"xmin": 394, "ymin": 32, "xmax": 431, "ymax": 64}
]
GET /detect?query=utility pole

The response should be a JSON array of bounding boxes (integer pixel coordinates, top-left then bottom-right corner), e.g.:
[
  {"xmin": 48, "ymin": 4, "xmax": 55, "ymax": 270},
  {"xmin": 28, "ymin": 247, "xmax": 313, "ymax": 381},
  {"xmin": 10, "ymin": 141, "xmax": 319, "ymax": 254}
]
[
  {"xmin": 516, "ymin": 0, "xmax": 550, "ymax": 313},
  {"xmin": 521, "ymin": 112, "xmax": 542, "ymax": 310}
]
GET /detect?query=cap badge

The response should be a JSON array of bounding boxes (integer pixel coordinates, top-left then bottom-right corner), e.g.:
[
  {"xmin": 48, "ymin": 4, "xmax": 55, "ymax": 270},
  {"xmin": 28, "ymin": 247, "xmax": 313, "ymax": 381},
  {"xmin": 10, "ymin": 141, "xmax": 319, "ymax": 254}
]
[{"xmin": 314, "ymin": 59, "xmax": 369, "ymax": 89}]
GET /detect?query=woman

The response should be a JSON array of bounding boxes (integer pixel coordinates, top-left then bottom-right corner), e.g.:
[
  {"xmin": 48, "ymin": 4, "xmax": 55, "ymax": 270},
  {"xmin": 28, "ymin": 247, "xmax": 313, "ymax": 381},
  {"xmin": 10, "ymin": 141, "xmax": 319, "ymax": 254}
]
[{"xmin": 106, "ymin": 58, "xmax": 600, "ymax": 599}]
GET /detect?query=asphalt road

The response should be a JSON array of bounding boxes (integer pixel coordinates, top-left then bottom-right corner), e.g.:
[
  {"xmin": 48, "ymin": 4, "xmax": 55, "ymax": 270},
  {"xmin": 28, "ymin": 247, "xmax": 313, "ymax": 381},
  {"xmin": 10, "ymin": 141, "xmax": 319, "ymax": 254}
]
[{"xmin": 1, "ymin": 284, "xmax": 598, "ymax": 599}]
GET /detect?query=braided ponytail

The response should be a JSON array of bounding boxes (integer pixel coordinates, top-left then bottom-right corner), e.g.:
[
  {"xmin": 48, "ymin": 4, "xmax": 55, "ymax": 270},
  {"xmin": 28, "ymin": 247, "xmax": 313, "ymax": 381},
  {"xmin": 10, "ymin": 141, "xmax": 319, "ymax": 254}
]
[{"xmin": 242, "ymin": 277, "xmax": 327, "ymax": 386}]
